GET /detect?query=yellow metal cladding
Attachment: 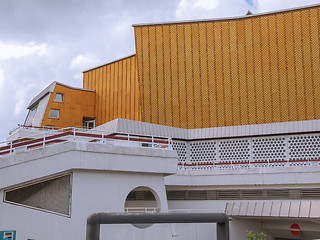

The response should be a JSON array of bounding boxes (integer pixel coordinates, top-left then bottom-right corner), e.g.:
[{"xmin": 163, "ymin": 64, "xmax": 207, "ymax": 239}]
[
  {"xmin": 42, "ymin": 84, "xmax": 95, "ymax": 128},
  {"xmin": 134, "ymin": 5, "xmax": 320, "ymax": 129},
  {"xmin": 83, "ymin": 55, "xmax": 141, "ymax": 126}
]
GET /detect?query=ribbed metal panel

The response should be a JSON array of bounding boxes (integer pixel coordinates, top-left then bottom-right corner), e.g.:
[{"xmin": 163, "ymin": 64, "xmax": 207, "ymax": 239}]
[
  {"xmin": 83, "ymin": 55, "xmax": 141, "ymax": 126},
  {"xmin": 134, "ymin": 5, "xmax": 320, "ymax": 129}
]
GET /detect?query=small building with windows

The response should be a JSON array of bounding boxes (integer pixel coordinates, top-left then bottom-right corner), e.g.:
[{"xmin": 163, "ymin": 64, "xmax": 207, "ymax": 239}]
[{"xmin": 25, "ymin": 81, "xmax": 95, "ymax": 129}]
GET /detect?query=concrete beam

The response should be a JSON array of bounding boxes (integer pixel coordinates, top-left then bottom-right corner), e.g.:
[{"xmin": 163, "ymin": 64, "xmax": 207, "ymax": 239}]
[{"xmin": 86, "ymin": 212, "xmax": 229, "ymax": 240}]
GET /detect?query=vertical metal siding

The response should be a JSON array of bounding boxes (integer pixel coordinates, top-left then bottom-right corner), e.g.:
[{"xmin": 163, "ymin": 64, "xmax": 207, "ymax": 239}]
[
  {"xmin": 83, "ymin": 55, "xmax": 141, "ymax": 126},
  {"xmin": 134, "ymin": 5, "xmax": 320, "ymax": 129}
]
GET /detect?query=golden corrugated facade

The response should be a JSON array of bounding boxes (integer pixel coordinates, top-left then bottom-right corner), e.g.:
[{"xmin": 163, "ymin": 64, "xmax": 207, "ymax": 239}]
[
  {"xmin": 134, "ymin": 5, "xmax": 320, "ymax": 129},
  {"xmin": 83, "ymin": 55, "xmax": 141, "ymax": 126},
  {"xmin": 42, "ymin": 83, "xmax": 95, "ymax": 128}
]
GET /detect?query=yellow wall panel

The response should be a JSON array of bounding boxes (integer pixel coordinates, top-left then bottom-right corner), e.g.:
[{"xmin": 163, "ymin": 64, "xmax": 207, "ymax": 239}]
[
  {"xmin": 301, "ymin": 10, "xmax": 315, "ymax": 120},
  {"xmin": 82, "ymin": 55, "xmax": 141, "ymax": 126},
  {"xmin": 229, "ymin": 21, "xmax": 240, "ymax": 126},
  {"xmin": 206, "ymin": 22, "xmax": 218, "ymax": 127},
  {"xmin": 236, "ymin": 20, "xmax": 249, "ymax": 125},
  {"xmin": 310, "ymin": 8, "xmax": 320, "ymax": 119},
  {"xmin": 283, "ymin": 13, "xmax": 298, "ymax": 121},
  {"xmin": 292, "ymin": 11, "xmax": 306, "ymax": 120},
  {"xmin": 199, "ymin": 22, "xmax": 210, "ymax": 128},
  {"xmin": 42, "ymin": 83, "xmax": 95, "ymax": 128},
  {"xmin": 130, "ymin": 5, "xmax": 320, "ymax": 129},
  {"xmin": 213, "ymin": 22, "xmax": 225, "ymax": 127},
  {"xmin": 184, "ymin": 24, "xmax": 195, "ymax": 128},
  {"xmin": 177, "ymin": 24, "xmax": 188, "ymax": 128},
  {"xmin": 276, "ymin": 14, "xmax": 289, "ymax": 122},
  {"xmin": 252, "ymin": 17, "xmax": 264, "ymax": 124}
]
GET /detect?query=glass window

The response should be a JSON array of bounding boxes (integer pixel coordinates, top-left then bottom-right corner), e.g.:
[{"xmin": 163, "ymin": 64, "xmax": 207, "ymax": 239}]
[
  {"xmin": 54, "ymin": 93, "xmax": 64, "ymax": 103},
  {"xmin": 48, "ymin": 109, "xmax": 59, "ymax": 119},
  {"xmin": 24, "ymin": 104, "xmax": 38, "ymax": 126}
]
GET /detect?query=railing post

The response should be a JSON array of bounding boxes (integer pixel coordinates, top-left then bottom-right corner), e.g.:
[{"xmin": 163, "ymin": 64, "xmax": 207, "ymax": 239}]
[
  {"xmin": 10, "ymin": 141, "xmax": 12, "ymax": 153},
  {"xmin": 43, "ymin": 133, "xmax": 46, "ymax": 148},
  {"xmin": 152, "ymin": 136, "xmax": 154, "ymax": 148},
  {"xmin": 128, "ymin": 134, "xmax": 130, "ymax": 141},
  {"xmin": 73, "ymin": 128, "xmax": 76, "ymax": 141}
]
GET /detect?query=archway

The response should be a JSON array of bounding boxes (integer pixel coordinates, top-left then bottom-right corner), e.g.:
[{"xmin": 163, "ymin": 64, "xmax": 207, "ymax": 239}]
[{"xmin": 124, "ymin": 186, "xmax": 160, "ymax": 213}]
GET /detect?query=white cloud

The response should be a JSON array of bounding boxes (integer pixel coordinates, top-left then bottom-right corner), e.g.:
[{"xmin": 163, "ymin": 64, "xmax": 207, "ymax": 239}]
[
  {"xmin": 70, "ymin": 53, "xmax": 100, "ymax": 71},
  {"xmin": 0, "ymin": 68, "xmax": 4, "ymax": 88},
  {"xmin": 255, "ymin": 0, "xmax": 319, "ymax": 13},
  {"xmin": 0, "ymin": 42, "xmax": 47, "ymax": 61},
  {"xmin": 176, "ymin": 0, "xmax": 249, "ymax": 20},
  {"xmin": 13, "ymin": 84, "xmax": 37, "ymax": 117},
  {"xmin": 194, "ymin": 0, "xmax": 218, "ymax": 10}
]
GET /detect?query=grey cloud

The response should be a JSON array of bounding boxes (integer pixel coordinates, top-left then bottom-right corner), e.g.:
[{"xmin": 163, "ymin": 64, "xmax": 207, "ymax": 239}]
[{"xmin": 0, "ymin": 0, "xmax": 318, "ymax": 140}]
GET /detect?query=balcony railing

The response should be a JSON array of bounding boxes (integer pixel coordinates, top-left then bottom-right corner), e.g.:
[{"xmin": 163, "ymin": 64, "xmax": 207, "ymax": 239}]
[{"xmin": 0, "ymin": 127, "xmax": 172, "ymax": 157}]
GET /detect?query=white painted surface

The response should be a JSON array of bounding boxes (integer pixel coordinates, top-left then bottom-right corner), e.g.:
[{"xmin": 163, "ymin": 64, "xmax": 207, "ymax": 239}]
[
  {"xmin": 96, "ymin": 118, "xmax": 320, "ymax": 140},
  {"xmin": 0, "ymin": 141, "xmax": 176, "ymax": 240},
  {"xmin": 32, "ymin": 93, "xmax": 51, "ymax": 127}
]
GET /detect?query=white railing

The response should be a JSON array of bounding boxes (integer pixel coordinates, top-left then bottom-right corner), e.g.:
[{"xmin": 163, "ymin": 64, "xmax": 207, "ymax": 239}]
[
  {"xmin": 0, "ymin": 127, "xmax": 172, "ymax": 157},
  {"xmin": 124, "ymin": 207, "xmax": 160, "ymax": 213},
  {"xmin": 177, "ymin": 159, "xmax": 320, "ymax": 170},
  {"xmin": 175, "ymin": 133, "xmax": 320, "ymax": 170}
]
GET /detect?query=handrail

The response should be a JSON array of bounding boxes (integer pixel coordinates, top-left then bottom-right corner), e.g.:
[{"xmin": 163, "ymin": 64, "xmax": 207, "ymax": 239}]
[
  {"xmin": 0, "ymin": 127, "xmax": 172, "ymax": 157},
  {"xmin": 177, "ymin": 158, "xmax": 320, "ymax": 170}
]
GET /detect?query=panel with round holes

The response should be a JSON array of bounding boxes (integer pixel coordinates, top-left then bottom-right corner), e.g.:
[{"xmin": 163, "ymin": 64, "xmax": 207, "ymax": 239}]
[
  {"xmin": 218, "ymin": 139, "xmax": 250, "ymax": 163},
  {"xmin": 172, "ymin": 141, "xmax": 188, "ymax": 166},
  {"xmin": 288, "ymin": 134, "xmax": 320, "ymax": 161},
  {"xmin": 252, "ymin": 137, "xmax": 286, "ymax": 162},
  {"xmin": 190, "ymin": 141, "xmax": 217, "ymax": 162}
]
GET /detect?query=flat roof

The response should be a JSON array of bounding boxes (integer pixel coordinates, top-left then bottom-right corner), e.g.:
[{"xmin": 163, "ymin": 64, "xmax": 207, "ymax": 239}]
[{"xmin": 133, "ymin": 3, "xmax": 320, "ymax": 27}]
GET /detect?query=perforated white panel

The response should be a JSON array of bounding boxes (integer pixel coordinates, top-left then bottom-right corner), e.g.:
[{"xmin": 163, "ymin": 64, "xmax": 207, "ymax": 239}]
[
  {"xmin": 252, "ymin": 137, "xmax": 286, "ymax": 162},
  {"xmin": 190, "ymin": 141, "xmax": 217, "ymax": 162},
  {"xmin": 218, "ymin": 140, "xmax": 250, "ymax": 163},
  {"xmin": 289, "ymin": 135, "xmax": 320, "ymax": 160},
  {"xmin": 172, "ymin": 141, "xmax": 188, "ymax": 168},
  {"xmin": 175, "ymin": 133, "xmax": 320, "ymax": 170}
]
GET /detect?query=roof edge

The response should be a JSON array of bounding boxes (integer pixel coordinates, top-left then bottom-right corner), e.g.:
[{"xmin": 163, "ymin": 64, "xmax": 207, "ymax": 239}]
[
  {"xmin": 83, "ymin": 54, "xmax": 136, "ymax": 73},
  {"xmin": 55, "ymin": 81, "xmax": 95, "ymax": 92},
  {"xmin": 132, "ymin": 3, "xmax": 320, "ymax": 27}
]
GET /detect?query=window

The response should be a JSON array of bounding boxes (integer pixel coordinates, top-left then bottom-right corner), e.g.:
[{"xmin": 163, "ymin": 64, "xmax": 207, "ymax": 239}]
[
  {"xmin": 83, "ymin": 117, "xmax": 95, "ymax": 129},
  {"xmin": 24, "ymin": 104, "xmax": 38, "ymax": 126},
  {"xmin": 54, "ymin": 93, "xmax": 64, "ymax": 103},
  {"xmin": 48, "ymin": 109, "xmax": 59, "ymax": 119}
]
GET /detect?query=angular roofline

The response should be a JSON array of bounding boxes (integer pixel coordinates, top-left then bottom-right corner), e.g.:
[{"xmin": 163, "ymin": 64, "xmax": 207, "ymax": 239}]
[
  {"xmin": 132, "ymin": 3, "xmax": 320, "ymax": 27},
  {"xmin": 55, "ymin": 81, "xmax": 95, "ymax": 93},
  {"xmin": 96, "ymin": 118, "xmax": 320, "ymax": 140},
  {"xmin": 82, "ymin": 54, "xmax": 136, "ymax": 73},
  {"xmin": 27, "ymin": 81, "xmax": 94, "ymax": 109}
]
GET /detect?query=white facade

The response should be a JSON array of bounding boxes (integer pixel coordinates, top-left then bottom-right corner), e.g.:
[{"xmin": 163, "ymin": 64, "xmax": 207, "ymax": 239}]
[{"xmin": 2, "ymin": 119, "xmax": 320, "ymax": 239}]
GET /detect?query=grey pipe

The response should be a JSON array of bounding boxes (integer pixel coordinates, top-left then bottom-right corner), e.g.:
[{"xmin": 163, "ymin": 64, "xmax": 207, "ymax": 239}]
[{"xmin": 86, "ymin": 212, "xmax": 229, "ymax": 240}]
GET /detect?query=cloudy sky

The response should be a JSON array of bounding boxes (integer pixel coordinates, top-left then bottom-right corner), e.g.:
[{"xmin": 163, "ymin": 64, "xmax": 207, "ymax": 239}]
[{"xmin": 0, "ymin": 0, "xmax": 319, "ymax": 141}]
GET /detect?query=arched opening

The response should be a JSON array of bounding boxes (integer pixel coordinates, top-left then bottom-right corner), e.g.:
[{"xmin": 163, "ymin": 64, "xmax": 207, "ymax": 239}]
[{"xmin": 124, "ymin": 186, "xmax": 160, "ymax": 213}]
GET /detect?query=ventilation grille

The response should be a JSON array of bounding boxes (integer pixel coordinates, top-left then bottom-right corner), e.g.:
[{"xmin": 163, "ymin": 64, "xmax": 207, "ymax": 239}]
[
  {"xmin": 126, "ymin": 191, "xmax": 156, "ymax": 201},
  {"xmin": 4, "ymin": 174, "xmax": 72, "ymax": 216},
  {"xmin": 166, "ymin": 188, "xmax": 320, "ymax": 200}
]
